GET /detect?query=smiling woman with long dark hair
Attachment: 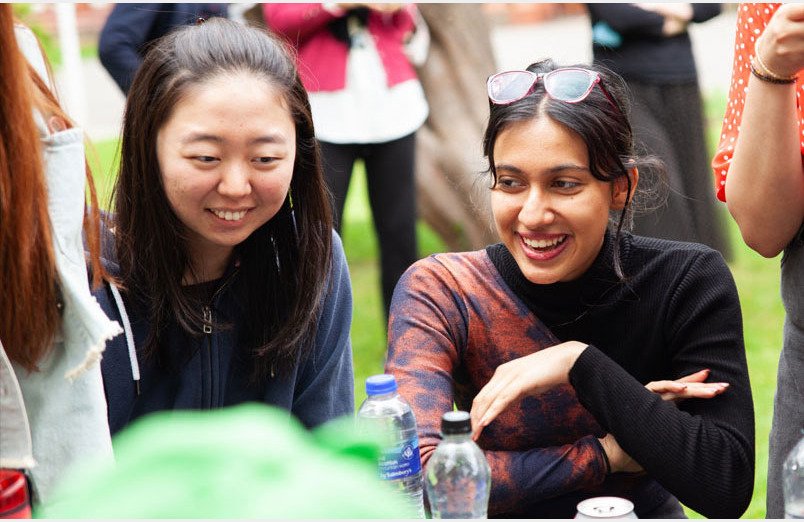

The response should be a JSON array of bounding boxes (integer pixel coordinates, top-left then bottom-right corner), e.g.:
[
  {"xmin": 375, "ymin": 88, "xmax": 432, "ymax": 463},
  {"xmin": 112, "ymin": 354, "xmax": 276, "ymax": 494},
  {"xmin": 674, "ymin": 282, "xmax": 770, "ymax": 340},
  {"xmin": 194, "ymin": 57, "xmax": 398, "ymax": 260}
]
[
  {"xmin": 94, "ymin": 17, "xmax": 354, "ymax": 434},
  {"xmin": 386, "ymin": 59, "xmax": 755, "ymax": 519}
]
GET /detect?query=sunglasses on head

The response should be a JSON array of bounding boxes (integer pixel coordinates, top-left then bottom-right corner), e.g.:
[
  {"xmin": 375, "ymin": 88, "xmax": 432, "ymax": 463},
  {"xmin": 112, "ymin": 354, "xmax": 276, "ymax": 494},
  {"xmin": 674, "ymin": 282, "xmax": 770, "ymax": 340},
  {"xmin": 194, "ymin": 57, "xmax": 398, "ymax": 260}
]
[{"xmin": 487, "ymin": 67, "xmax": 620, "ymax": 113}]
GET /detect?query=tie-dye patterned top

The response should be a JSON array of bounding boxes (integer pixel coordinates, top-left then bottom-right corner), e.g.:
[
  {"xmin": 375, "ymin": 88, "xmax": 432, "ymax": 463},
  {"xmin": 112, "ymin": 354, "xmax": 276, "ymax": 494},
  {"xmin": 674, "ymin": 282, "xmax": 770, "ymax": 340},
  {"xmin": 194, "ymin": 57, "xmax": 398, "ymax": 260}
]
[{"xmin": 386, "ymin": 232, "xmax": 754, "ymax": 518}]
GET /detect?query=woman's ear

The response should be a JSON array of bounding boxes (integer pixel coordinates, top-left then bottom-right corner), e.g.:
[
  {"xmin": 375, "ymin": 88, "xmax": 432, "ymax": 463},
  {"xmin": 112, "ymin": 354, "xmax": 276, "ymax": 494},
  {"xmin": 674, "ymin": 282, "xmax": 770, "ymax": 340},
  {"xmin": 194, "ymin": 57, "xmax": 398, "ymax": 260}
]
[{"xmin": 611, "ymin": 167, "xmax": 639, "ymax": 210}]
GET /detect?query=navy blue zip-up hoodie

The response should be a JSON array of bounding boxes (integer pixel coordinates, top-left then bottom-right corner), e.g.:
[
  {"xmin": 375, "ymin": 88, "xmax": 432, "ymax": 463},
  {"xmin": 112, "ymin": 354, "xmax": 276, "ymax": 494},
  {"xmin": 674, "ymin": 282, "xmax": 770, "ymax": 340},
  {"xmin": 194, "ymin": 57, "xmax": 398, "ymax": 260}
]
[{"xmin": 94, "ymin": 231, "xmax": 355, "ymax": 434}]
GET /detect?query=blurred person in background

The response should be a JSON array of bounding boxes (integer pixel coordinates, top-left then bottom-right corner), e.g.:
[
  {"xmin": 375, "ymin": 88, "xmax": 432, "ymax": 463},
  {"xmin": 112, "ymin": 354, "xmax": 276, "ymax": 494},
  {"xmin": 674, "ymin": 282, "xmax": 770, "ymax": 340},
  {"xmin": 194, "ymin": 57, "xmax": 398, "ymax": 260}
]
[
  {"xmin": 0, "ymin": 4, "xmax": 121, "ymax": 504},
  {"xmin": 711, "ymin": 3, "xmax": 804, "ymax": 517},
  {"xmin": 588, "ymin": 3, "xmax": 732, "ymax": 261},
  {"xmin": 98, "ymin": 3, "xmax": 228, "ymax": 94},
  {"xmin": 264, "ymin": 3, "xmax": 429, "ymax": 319}
]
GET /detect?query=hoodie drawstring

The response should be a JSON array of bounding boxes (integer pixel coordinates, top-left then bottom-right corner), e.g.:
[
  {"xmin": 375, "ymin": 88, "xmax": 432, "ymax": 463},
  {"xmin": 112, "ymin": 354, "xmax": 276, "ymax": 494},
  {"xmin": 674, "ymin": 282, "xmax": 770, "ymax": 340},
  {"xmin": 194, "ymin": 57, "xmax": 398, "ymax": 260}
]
[{"xmin": 108, "ymin": 283, "xmax": 140, "ymax": 396}]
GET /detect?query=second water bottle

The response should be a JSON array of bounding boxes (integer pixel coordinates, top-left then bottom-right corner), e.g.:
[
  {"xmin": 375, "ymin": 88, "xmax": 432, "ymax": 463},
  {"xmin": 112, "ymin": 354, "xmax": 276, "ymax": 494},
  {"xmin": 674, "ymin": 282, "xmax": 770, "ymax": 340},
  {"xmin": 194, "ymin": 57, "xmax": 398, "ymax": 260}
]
[
  {"xmin": 784, "ymin": 432, "xmax": 804, "ymax": 518},
  {"xmin": 425, "ymin": 410, "xmax": 491, "ymax": 518}
]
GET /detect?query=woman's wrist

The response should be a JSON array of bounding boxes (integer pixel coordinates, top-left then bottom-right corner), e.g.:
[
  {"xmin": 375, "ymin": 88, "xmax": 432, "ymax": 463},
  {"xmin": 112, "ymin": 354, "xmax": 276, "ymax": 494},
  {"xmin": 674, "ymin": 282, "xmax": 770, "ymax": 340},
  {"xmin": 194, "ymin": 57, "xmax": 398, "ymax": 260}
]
[
  {"xmin": 753, "ymin": 35, "xmax": 799, "ymax": 83},
  {"xmin": 597, "ymin": 435, "xmax": 613, "ymax": 474},
  {"xmin": 750, "ymin": 60, "xmax": 797, "ymax": 85},
  {"xmin": 561, "ymin": 341, "xmax": 589, "ymax": 375}
]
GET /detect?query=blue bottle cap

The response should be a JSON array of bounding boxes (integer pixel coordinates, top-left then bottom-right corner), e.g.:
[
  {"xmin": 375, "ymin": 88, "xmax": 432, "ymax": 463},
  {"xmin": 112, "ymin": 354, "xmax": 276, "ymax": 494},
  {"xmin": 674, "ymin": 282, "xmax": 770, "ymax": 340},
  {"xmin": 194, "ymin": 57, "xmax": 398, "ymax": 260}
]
[{"xmin": 365, "ymin": 374, "xmax": 397, "ymax": 396}]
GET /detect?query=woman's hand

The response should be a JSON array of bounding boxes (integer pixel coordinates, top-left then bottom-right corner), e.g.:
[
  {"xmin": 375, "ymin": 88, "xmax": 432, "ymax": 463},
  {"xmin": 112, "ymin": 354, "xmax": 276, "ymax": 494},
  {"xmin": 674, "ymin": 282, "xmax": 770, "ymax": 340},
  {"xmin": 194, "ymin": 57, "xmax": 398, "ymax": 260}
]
[
  {"xmin": 645, "ymin": 368, "xmax": 730, "ymax": 402},
  {"xmin": 339, "ymin": 3, "xmax": 401, "ymax": 14},
  {"xmin": 756, "ymin": 3, "xmax": 804, "ymax": 79},
  {"xmin": 597, "ymin": 369, "xmax": 730, "ymax": 475},
  {"xmin": 371, "ymin": 3, "xmax": 403, "ymax": 14},
  {"xmin": 335, "ymin": 3, "xmax": 363, "ymax": 11},
  {"xmin": 470, "ymin": 341, "xmax": 588, "ymax": 440},
  {"xmin": 47, "ymin": 115, "xmax": 67, "ymax": 134},
  {"xmin": 636, "ymin": 3, "xmax": 693, "ymax": 37},
  {"xmin": 636, "ymin": 2, "xmax": 693, "ymax": 21}
]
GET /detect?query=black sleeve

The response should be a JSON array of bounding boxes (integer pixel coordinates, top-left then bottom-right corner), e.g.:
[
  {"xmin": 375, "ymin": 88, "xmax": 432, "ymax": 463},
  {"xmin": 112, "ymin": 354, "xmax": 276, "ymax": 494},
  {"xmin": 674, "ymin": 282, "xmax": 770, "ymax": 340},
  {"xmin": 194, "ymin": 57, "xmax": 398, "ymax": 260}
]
[
  {"xmin": 586, "ymin": 3, "xmax": 665, "ymax": 38},
  {"xmin": 98, "ymin": 4, "xmax": 160, "ymax": 94},
  {"xmin": 568, "ymin": 250, "xmax": 754, "ymax": 519},
  {"xmin": 692, "ymin": 3, "xmax": 722, "ymax": 23}
]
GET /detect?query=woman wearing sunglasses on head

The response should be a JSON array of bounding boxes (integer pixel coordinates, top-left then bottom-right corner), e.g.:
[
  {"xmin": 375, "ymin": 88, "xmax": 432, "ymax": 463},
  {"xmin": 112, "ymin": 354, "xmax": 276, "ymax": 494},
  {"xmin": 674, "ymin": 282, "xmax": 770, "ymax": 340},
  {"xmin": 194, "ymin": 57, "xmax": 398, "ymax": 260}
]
[{"xmin": 385, "ymin": 60, "xmax": 754, "ymax": 518}]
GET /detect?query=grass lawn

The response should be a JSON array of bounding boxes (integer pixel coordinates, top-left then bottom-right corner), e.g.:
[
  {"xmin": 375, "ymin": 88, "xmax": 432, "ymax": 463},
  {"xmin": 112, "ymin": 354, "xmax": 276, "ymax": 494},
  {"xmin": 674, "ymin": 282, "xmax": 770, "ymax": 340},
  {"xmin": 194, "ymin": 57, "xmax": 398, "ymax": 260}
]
[{"xmin": 89, "ymin": 90, "xmax": 782, "ymax": 516}]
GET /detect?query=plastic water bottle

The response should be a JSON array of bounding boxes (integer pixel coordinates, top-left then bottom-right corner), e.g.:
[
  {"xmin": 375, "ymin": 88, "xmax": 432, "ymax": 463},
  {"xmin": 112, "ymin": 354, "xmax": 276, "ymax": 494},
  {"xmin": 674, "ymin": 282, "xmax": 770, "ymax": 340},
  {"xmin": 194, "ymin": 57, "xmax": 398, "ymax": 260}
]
[
  {"xmin": 425, "ymin": 411, "xmax": 491, "ymax": 518},
  {"xmin": 357, "ymin": 374, "xmax": 424, "ymax": 518},
  {"xmin": 784, "ymin": 432, "xmax": 804, "ymax": 519}
]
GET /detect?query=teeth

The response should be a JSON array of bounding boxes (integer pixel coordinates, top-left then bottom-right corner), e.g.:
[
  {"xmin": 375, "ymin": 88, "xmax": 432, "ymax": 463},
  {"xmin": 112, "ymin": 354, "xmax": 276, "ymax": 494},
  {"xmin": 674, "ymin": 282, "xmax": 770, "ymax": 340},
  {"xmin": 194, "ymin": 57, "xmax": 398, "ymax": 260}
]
[
  {"xmin": 523, "ymin": 236, "xmax": 565, "ymax": 249},
  {"xmin": 212, "ymin": 209, "xmax": 247, "ymax": 221}
]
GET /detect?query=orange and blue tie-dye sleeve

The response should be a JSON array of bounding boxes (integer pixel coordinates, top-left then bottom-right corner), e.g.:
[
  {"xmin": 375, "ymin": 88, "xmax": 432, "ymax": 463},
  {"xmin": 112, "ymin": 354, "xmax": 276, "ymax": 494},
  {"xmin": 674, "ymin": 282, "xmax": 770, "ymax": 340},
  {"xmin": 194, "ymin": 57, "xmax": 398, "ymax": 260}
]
[
  {"xmin": 712, "ymin": 3, "xmax": 804, "ymax": 202},
  {"xmin": 386, "ymin": 254, "xmax": 608, "ymax": 516}
]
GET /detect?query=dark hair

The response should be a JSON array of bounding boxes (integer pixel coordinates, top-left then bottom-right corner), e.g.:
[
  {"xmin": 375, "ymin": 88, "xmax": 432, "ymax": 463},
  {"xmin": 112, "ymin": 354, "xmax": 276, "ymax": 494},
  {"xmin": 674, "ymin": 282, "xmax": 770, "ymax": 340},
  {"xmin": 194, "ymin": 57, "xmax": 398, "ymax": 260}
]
[
  {"xmin": 114, "ymin": 17, "xmax": 332, "ymax": 378},
  {"xmin": 482, "ymin": 59, "xmax": 662, "ymax": 278}
]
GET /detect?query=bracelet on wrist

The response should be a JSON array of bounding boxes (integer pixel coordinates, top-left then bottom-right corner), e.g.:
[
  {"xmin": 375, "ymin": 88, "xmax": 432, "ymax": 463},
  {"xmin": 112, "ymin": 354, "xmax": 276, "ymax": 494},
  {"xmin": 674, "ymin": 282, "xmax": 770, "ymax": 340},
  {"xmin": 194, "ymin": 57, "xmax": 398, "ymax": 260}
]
[
  {"xmin": 750, "ymin": 59, "xmax": 797, "ymax": 85},
  {"xmin": 753, "ymin": 40, "xmax": 798, "ymax": 82}
]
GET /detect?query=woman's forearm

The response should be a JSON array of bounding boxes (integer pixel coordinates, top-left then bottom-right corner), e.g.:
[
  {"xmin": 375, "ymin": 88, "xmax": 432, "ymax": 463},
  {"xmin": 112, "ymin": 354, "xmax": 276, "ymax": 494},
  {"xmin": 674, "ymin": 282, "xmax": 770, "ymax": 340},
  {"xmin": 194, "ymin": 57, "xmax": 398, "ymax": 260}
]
[
  {"xmin": 724, "ymin": 5, "xmax": 804, "ymax": 256},
  {"xmin": 569, "ymin": 346, "xmax": 754, "ymax": 518},
  {"xmin": 726, "ymin": 74, "xmax": 804, "ymax": 256}
]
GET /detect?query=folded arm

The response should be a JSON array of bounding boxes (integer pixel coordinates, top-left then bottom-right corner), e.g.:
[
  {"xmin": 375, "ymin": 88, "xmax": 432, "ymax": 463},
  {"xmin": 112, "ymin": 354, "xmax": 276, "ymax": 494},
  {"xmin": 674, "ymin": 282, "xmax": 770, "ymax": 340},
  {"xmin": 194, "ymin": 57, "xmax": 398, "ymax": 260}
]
[
  {"xmin": 385, "ymin": 260, "xmax": 609, "ymax": 516},
  {"xmin": 468, "ymin": 250, "xmax": 753, "ymax": 518},
  {"xmin": 569, "ymin": 251, "xmax": 754, "ymax": 518}
]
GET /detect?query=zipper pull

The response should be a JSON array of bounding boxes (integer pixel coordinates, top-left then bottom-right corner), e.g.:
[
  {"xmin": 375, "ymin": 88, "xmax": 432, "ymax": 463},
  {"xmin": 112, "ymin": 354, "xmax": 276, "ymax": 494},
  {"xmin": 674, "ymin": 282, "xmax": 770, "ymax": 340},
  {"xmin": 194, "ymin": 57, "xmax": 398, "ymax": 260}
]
[{"xmin": 202, "ymin": 306, "xmax": 213, "ymax": 334}]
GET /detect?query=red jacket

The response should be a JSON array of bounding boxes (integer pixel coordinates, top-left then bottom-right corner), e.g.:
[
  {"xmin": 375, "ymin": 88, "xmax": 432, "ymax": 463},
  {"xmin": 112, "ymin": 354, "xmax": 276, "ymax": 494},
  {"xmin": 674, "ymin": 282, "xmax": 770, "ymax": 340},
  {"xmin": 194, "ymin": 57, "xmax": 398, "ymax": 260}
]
[{"xmin": 263, "ymin": 3, "xmax": 418, "ymax": 92}]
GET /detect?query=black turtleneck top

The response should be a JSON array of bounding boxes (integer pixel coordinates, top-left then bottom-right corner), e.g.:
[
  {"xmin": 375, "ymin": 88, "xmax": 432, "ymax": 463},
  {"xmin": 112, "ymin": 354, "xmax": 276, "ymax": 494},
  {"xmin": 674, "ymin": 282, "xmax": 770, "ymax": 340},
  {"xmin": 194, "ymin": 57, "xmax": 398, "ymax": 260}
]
[
  {"xmin": 485, "ymin": 230, "xmax": 755, "ymax": 517},
  {"xmin": 388, "ymin": 229, "xmax": 754, "ymax": 517}
]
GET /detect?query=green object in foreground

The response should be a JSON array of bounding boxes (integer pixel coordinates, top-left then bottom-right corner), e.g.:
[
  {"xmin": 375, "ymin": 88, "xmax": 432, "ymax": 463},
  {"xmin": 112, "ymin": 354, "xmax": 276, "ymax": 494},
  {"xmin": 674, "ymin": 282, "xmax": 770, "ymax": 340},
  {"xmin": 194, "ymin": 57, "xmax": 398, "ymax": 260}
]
[{"xmin": 40, "ymin": 404, "xmax": 415, "ymax": 518}]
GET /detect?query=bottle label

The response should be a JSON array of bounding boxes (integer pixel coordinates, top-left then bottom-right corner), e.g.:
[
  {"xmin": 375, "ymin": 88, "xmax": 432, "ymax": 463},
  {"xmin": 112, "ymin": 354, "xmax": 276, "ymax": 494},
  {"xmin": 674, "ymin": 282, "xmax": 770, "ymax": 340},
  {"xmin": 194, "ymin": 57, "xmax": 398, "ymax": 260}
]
[{"xmin": 378, "ymin": 434, "xmax": 422, "ymax": 480}]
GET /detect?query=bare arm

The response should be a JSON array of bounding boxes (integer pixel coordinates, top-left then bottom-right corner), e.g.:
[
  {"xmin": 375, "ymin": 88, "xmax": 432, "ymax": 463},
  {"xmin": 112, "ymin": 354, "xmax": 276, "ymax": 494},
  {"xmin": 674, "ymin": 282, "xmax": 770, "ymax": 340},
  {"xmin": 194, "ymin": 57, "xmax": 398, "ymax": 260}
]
[{"xmin": 726, "ymin": 4, "xmax": 804, "ymax": 257}]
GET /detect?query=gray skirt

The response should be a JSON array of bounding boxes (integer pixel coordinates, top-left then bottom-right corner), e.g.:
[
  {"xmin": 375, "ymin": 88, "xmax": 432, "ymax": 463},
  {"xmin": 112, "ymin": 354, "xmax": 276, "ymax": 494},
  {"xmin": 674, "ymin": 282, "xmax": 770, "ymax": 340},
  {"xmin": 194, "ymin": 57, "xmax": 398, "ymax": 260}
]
[{"xmin": 767, "ymin": 226, "xmax": 804, "ymax": 518}]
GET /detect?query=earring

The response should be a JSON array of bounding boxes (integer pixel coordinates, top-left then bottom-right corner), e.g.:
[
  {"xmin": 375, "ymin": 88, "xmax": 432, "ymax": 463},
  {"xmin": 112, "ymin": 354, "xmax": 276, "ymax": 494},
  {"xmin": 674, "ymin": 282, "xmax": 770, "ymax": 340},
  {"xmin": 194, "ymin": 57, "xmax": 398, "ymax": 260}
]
[
  {"xmin": 288, "ymin": 189, "xmax": 299, "ymax": 241},
  {"xmin": 270, "ymin": 234, "xmax": 281, "ymax": 273}
]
